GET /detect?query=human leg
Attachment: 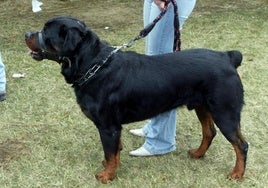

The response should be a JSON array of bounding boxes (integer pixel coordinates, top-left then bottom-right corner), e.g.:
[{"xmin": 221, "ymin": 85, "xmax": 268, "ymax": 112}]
[
  {"xmin": 130, "ymin": 0, "xmax": 177, "ymax": 156},
  {"xmin": 130, "ymin": 0, "xmax": 196, "ymax": 156},
  {"xmin": 177, "ymin": 0, "xmax": 196, "ymax": 30},
  {"xmin": 0, "ymin": 51, "xmax": 6, "ymax": 101}
]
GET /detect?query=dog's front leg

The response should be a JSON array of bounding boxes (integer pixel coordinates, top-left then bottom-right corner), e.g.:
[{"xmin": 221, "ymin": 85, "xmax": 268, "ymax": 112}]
[{"xmin": 96, "ymin": 127, "xmax": 122, "ymax": 184}]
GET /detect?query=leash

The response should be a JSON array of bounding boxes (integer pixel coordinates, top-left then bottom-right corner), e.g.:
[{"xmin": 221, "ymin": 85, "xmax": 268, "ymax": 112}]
[
  {"xmin": 75, "ymin": 0, "xmax": 181, "ymax": 86},
  {"xmin": 122, "ymin": 0, "xmax": 181, "ymax": 52},
  {"xmin": 75, "ymin": 47, "xmax": 121, "ymax": 86}
]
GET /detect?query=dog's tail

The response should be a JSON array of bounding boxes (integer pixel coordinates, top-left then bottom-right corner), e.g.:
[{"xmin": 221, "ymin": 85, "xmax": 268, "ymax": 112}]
[{"xmin": 227, "ymin": 50, "xmax": 243, "ymax": 68}]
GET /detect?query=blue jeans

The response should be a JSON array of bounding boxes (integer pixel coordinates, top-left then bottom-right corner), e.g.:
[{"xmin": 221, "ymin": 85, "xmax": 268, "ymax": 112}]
[
  {"xmin": 142, "ymin": 0, "xmax": 196, "ymax": 154},
  {"xmin": 0, "ymin": 51, "xmax": 6, "ymax": 92}
]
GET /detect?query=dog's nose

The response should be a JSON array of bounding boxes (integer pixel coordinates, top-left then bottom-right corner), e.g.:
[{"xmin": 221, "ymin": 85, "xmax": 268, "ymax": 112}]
[{"xmin": 25, "ymin": 32, "xmax": 32, "ymax": 41}]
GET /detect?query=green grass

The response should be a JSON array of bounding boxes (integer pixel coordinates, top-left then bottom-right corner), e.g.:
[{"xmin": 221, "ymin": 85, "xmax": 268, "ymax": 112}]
[{"xmin": 0, "ymin": 0, "xmax": 268, "ymax": 187}]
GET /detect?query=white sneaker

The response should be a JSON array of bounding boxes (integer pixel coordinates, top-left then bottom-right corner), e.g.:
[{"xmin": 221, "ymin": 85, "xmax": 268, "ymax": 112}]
[
  {"xmin": 129, "ymin": 146, "xmax": 153, "ymax": 157},
  {"xmin": 129, "ymin": 128, "xmax": 145, "ymax": 137},
  {"xmin": 32, "ymin": 0, "xmax": 43, "ymax": 12}
]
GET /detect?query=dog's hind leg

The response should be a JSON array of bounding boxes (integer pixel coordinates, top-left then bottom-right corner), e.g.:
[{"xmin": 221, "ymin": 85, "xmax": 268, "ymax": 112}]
[
  {"xmin": 189, "ymin": 105, "xmax": 217, "ymax": 158},
  {"xmin": 95, "ymin": 127, "xmax": 122, "ymax": 183},
  {"xmin": 228, "ymin": 129, "xmax": 248, "ymax": 180},
  {"xmin": 213, "ymin": 115, "xmax": 248, "ymax": 180}
]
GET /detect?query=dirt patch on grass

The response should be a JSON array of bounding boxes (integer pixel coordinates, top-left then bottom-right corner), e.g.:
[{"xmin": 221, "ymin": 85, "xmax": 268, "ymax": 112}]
[{"xmin": 0, "ymin": 139, "xmax": 30, "ymax": 168}]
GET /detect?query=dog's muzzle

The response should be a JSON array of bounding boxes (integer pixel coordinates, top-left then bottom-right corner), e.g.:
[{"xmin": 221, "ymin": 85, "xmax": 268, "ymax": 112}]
[{"xmin": 38, "ymin": 31, "xmax": 46, "ymax": 51}]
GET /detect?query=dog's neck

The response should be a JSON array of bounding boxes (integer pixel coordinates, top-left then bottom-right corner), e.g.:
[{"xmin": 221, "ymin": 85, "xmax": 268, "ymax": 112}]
[{"xmin": 73, "ymin": 43, "xmax": 119, "ymax": 87}]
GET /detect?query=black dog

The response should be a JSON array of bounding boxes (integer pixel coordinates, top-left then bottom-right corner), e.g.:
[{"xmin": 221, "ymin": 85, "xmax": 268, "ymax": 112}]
[{"xmin": 25, "ymin": 16, "xmax": 248, "ymax": 183}]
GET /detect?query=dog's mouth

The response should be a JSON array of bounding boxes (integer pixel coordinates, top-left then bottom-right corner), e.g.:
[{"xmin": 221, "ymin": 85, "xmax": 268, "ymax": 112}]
[
  {"xmin": 25, "ymin": 31, "xmax": 65, "ymax": 63},
  {"xmin": 28, "ymin": 50, "xmax": 44, "ymax": 61},
  {"xmin": 25, "ymin": 31, "xmax": 46, "ymax": 61},
  {"xmin": 27, "ymin": 46, "xmax": 61, "ymax": 62}
]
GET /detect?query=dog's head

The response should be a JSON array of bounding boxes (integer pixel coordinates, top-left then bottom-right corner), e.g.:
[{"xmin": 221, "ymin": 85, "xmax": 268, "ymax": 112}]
[
  {"xmin": 25, "ymin": 16, "xmax": 98, "ymax": 62},
  {"xmin": 25, "ymin": 16, "xmax": 102, "ymax": 84}
]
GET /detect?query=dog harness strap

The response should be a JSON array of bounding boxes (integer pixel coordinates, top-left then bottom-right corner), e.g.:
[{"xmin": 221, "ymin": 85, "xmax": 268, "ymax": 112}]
[
  {"xmin": 38, "ymin": 31, "xmax": 62, "ymax": 61},
  {"xmin": 38, "ymin": 31, "xmax": 46, "ymax": 51}
]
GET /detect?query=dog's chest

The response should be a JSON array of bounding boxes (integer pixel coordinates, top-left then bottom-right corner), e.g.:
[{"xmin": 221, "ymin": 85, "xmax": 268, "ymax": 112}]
[
  {"xmin": 81, "ymin": 107, "xmax": 94, "ymax": 120},
  {"xmin": 75, "ymin": 90, "xmax": 96, "ymax": 121}
]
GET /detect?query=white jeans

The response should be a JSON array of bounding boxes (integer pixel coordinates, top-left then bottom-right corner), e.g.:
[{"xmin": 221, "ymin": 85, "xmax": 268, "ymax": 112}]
[
  {"xmin": 142, "ymin": 0, "xmax": 196, "ymax": 154},
  {"xmin": 0, "ymin": 51, "xmax": 6, "ymax": 92}
]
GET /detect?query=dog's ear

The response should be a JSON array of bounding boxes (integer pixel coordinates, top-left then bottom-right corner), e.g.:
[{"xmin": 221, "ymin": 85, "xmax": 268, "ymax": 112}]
[{"xmin": 60, "ymin": 28, "xmax": 82, "ymax": 56}]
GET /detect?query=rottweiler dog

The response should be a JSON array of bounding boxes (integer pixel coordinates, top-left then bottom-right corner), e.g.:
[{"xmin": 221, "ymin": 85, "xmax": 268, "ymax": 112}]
[{"xmin": 25, "ymin": 16, "xmax": 248, "ymax": 183}]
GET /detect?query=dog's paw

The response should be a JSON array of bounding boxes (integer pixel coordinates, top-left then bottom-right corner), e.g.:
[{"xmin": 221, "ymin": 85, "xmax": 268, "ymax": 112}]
[
  {"xmin": 95, "ymin": 169, "xmax": 115, "ymax": 184},
  {"xmin": 188, "ymin": 148, "xmax": 205, "ymax": 159},
  {"xmin": 228, "ymin": 168, "xmax": 244, "ymax": 180}
]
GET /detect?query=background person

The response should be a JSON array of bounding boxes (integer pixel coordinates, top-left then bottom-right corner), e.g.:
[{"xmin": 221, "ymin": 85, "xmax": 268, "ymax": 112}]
[{"xmin": 0, "ymin": 50, "xmax": 6, "ymax": 101}]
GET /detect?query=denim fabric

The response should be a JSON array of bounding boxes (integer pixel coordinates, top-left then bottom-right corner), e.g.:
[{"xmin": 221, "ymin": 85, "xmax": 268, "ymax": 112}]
[
  {"xmin": 0, "ymin": 51, "xmax": 6, "ymax": 92},
  {"xmin": 142, "ymin": 0, "xmax": 196, "ymax": 154}
]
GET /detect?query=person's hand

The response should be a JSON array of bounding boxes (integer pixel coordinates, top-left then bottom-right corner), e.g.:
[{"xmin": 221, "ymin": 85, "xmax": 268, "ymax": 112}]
[{"xmin": 153, "ymin": 0, "xmax": 169, "ymax": 11}]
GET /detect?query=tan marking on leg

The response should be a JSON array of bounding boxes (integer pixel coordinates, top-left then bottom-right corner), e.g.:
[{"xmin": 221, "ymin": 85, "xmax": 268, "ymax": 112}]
[
  {"xmin": 189, "ymin": 106, "xmax": 216, "ymax": 158},
  {"xmin": 228, "ymin": 131, "xmax": 247, "ymax": 180},
  {"xmin": 96, "ymin": 137, "xmax": 122, "ymax": 183}
]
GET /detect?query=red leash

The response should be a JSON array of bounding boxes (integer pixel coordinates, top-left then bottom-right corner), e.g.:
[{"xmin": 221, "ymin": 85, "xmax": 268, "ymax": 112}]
[{"xmin": 136, "ymin": 0, "xmax": 181, "ymax": 52}]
